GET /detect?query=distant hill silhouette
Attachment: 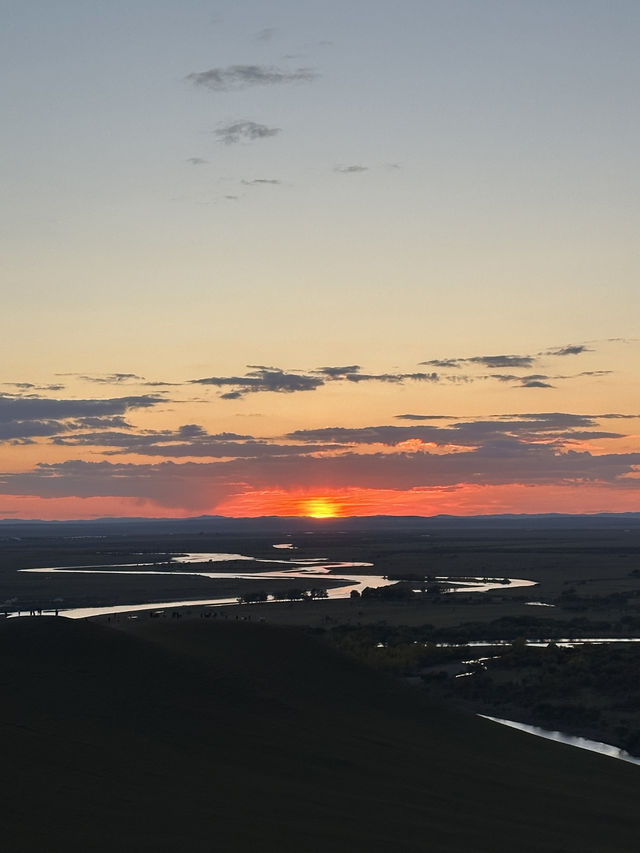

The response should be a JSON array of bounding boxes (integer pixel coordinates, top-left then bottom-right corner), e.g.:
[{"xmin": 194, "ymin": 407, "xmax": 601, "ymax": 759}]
[{"xmin": 1, "ymin": 512, "xmax": 640, "ymax": 538}]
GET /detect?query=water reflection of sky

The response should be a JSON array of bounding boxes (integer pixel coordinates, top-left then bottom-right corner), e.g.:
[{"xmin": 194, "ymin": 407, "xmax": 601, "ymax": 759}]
[
  {"xmin": 481, "ymin": 716, "xmax": 640, "ymax": 767},
  {"xmin": 16, "ymin": 550, "xmax": 536, "ymax": 620},
  {"xmin": 437, "ymin": 639, "xmax": 640, "ymax": 648}
]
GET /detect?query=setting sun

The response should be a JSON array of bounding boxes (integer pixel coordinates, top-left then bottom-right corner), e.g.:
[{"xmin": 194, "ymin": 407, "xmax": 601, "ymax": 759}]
[{"xmin": 301, "ymin": 497, "xmax": 340, "ymax": 518}]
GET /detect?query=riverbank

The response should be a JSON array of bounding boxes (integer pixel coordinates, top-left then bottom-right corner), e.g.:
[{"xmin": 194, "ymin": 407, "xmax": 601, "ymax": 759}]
[
  {"xmin": 420, "ymin": 640, "xmax": 640, "ymax": 756},
  {"xmin": 481, "ymin": 716, "xmax": 640, "ymax": 767}
]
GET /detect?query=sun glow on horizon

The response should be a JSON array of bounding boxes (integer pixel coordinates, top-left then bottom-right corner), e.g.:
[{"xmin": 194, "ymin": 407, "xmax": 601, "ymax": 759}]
[
  {"xmin": 300, "ymin": 497, "xmax": 340, "ymax": 518},
  {"xmin": 213, "ymin": 482, "xmax": 640, "ymax": 520}
]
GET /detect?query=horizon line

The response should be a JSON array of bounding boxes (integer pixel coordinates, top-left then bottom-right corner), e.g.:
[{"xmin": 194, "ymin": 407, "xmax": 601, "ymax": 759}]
[{"xmin": 2, "ymin": 511, "xmax": 640, "ymax": 524}]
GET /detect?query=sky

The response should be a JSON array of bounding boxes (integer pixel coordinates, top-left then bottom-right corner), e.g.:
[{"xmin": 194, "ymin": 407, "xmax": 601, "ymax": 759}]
[{"xmin": 1, "ymin": 0, "xmax": 639, "ymax": 519}]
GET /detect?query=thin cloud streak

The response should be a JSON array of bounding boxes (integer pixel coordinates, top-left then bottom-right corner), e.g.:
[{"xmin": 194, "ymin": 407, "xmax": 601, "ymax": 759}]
[
  {"xmin": 241, "ymin": 178, "xmax": 281, "ymax": 185},
  {"xmin": 422, "ymin": 344, "xmax": 593, "ymax": 371},
  {"xmin": 215, "ymin": 121, "xmax": 281, "ymax": 145},
  {"xmin": 192, "ymin": 367, "xmax": 324, "ymax": 396},
  {"xmin": 334, "ymin": 165, "xmax": 368, "ymax": 173},
  {"xmin": 192, "ymin": 366, "xmax": 440, "ymax": 398},
  {"xmin": 187, "ymin": 64, "xmax": 318, "ymax": 91}
]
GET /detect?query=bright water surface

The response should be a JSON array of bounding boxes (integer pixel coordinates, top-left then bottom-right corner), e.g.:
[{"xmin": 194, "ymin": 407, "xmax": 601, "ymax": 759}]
[
  {"xmin": 437, "ymin": 638, "xmax": 640, "ymax": 648},
  {"xmin": 17, "ymin": 550, "xmax": 535, "ymax": 619},
  {"xmin": 481, "ymin": 715, "xmax": 640, "ymax": 767}
]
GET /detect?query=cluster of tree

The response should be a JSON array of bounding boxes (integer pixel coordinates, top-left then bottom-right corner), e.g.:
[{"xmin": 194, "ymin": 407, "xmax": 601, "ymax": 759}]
[
  {"xmin": 435, "ymin": 642, "xmax": 640, "ymax": 755},
  {"xmin": 237, "ymin": 590, "xmax": 269, "ymax": 604},
  {"xmin": 386, "ymin": 573, "xmax": 432, "ymax": 582},
  {"xmin": 325, "ymin": 616, "xmax": 640, "ymax": 754},
  {"xmin": 428, "ymin": 614, "xmax": 619, "ymax": 643},
  {"xmin": 354, "ymin": 580, "xmax": 460, "ymax": 599},
  {"xmin": 327, "ymin": 623, "xmax": 463, "ymax": 675},
  {"xmin": 360, "ymin": 582, "xmax": 416, "ymax": 601},
  {"xmin": 329, "ymin": 613, "xmax": 640, "ymax": 649},
  {"xmin": 237, "ymin": 587, "xmax": 329, "ymax": 604},
  {"xmin": 383, "ymin": 576, "xmax": 453, "ymax": 594},
  {"xmin": 386, "ymin": 573, "xmax": 509, "ymax": 586}
]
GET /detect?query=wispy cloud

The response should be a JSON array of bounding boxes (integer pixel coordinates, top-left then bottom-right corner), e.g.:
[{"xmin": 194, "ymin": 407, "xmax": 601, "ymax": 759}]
[
  {"xmin": 344, "ymin": 372, "xmax": 439, "ymax": 384},
  {"xmin": 186, "ymin": 157, "xmax": 208, "ymax": 166},
  {"xmin": 314, "ymin": 365, "xmax": 361, "ymax": 378},
  {"xmin": 287, "ymin": 412, "xmax": 627, "ymax": 449},
  {"xmin": 485, "ymin": 370, "xmax": 611, "ymax": 389},
  {"xmin": 334, "ymin": 165, "xmax": 368, "ymax": 174},
  {"xmin": 423, "ymin": 354, "xmax": 535, "ymax": 369},
  {"xmin": 488, "ymin": 373, "xmax": 553, "ymax": 387},
  {"xmin": 395, "ymin": 414, "xmax": 453, "ymax": 421},
  {"xmin": 191, "ymin": 365, "xmax": 440, "ymax": 399},
  {"xmin": 241, "ymin": 178, "xmax": 281, "ymax": 186},
  {"xmin": 422, "ymin": 344, "xmax": 592, "ymax": 371},
  {"xmin": 78, "ymin": 373, "xmax": 145, "ymax": 384},
  {"xmin": 520, "ymin": 379, "xmax": 554, "ymax": 388},
  {"xmin": 215, "ymin": 121, "xmax": 281, "ymax": 145},
  {"xmin": 186, "ymin": 64, "xmax": 318, "ymax": 92},
  {"xmin": 3, "ymin": 382, "xmax": 65, "ymax": 393},
  {"xmin": 34, "ymin": 347, "xmax": 612, "ymax": 401},
  {"xmin": 53, "ymin": 423, "xmax": 337, "ymax": 459},
  {"xmin": 192, "ymin": 367, "xmax": 324, "ymax": 397},
  {"xmin": 190, "ymin": 360, "xmax": 600, "ymax": 400},
  {"xmin": 543, "ymin": 344, "xmax": 592, "ymax": 357},
  {"xmin": 255, "ymin": 28, "xmax": 277, "ymax": 42}
]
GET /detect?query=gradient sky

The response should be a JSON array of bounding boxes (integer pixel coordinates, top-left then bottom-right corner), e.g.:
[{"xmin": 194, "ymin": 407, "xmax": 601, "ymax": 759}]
[{"xmin": 2, "ymin": 0, "xmax": 639, "ymax": 518}]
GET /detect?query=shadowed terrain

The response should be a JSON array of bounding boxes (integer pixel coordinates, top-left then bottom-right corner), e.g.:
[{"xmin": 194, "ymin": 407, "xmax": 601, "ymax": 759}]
[{"xmin": 1, "ymin": 616, "xmax": 639, "ymax": 852}]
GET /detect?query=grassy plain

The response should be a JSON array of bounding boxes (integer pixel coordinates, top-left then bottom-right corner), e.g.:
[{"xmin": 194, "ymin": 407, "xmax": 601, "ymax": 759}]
[{"xmin": 2, "ymin": 615, "xmax": 640, "ymax": 852}]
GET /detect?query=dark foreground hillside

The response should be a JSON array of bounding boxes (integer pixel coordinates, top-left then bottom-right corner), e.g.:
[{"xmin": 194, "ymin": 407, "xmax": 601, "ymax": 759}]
[{"xmin": 1, "ymin": 617, "xmax": 638, "ymax": 852}]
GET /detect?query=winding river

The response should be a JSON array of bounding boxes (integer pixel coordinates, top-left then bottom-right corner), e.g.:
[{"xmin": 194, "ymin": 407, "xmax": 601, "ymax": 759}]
[
  {"xmin": 10, "ymin": 552, "xmax": 640, "ymax": 768},
  {"xmin": 15, "ymin": 549, "xmax": 536, "ymax": 619}
]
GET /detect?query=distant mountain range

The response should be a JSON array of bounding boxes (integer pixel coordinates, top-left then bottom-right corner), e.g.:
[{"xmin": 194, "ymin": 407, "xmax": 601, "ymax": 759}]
[{"xmin": 1, "ymin": 511, "xmax": 640, "ymax": 536}]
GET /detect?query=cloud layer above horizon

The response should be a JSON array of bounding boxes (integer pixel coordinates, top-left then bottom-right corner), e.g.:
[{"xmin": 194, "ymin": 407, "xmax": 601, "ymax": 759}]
[{"xmin": 1, "ymin": 341, "xmax": 639, "ymax": 517}]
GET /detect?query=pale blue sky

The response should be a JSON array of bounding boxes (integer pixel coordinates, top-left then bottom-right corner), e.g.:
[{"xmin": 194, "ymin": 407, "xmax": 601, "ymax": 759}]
[{"xmin": 3, "ymin": 1, "xmax": 639, "ymax": 380}]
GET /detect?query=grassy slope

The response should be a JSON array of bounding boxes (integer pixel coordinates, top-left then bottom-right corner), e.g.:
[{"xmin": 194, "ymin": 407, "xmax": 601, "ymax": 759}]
[{"xmin": 1, "ymin": 616, "xmax": 638, "ymax": 852}]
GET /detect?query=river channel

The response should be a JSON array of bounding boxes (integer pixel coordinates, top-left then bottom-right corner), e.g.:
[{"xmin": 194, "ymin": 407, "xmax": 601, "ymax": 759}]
[
  {"xmin": 12, "ymin": 552, "xmax": 640, "ymax": 769},
  {"xmin": 481, "ymin": 716, "xmax": 640, "ymax": 767},
  {"xmin": 17, "ymin": 549, "xmax": 536, "ymax": 619}
]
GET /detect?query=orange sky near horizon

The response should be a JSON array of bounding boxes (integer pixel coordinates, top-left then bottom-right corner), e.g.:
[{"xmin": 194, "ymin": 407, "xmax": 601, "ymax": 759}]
[
  {"xmin": 2, "ymin": 481, "xmax": 640, "ymax": 522},
  {"xmin": 217, "ymin": 484, "xmax": 640, "ymax": 518}
]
